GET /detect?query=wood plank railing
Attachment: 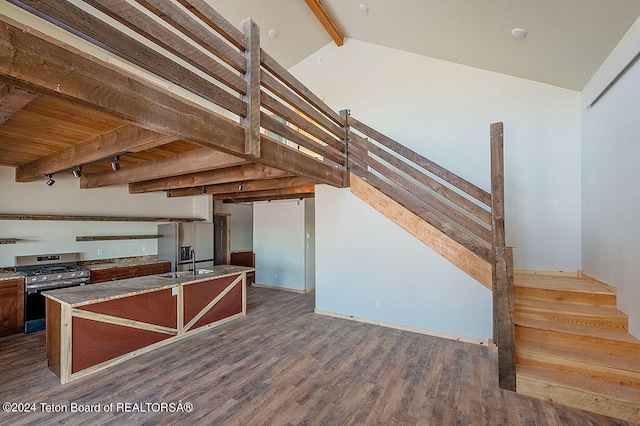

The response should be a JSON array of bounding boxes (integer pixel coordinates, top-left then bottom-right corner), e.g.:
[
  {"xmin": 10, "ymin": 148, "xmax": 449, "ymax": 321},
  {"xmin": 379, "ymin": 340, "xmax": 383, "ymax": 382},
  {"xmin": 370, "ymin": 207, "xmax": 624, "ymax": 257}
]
[
  {"xmin": 347, "ymin": 114, "xmax": 492, "ymax": 262},
  {"xmin": 346, "ymin": 113, "xmax": 515, "ymax": 391},
  {"xmin": 8, "ymin": 0, "xmax": 346, "ymax": 187}
]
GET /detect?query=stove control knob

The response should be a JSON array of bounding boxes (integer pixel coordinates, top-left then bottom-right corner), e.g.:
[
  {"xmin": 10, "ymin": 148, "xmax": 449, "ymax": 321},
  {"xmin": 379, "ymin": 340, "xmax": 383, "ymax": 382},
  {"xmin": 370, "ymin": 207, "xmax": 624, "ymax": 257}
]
[
  {"xmin": 71, "ymin": 272, "xmax": 76, "ymax": 277},
  {"xmin": 42, "ymin": 276, "xmax": 47, "ymax": 281},
  {"xmin": 31, "ymin": 277, "xmax": 37, "ymax": 282},
  {"xmin": 57, "ymin": 274, "xmax": 63, "ymax": 279}
]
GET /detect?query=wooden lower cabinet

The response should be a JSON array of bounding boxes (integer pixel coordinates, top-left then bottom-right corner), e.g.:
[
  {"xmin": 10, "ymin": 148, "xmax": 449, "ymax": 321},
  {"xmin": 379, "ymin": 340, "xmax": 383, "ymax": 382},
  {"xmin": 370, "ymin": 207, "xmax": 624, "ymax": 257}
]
[
  {"xmin": 46, "ymin": 271, "xmax": 246, "ymax": 384},
  {"xmin": 0, "ymin": 278, "xmax": 24, "ymax": 337},
  {"xmin": 90, "ymin": 261, "xmax": 171, "ymax": 283}
]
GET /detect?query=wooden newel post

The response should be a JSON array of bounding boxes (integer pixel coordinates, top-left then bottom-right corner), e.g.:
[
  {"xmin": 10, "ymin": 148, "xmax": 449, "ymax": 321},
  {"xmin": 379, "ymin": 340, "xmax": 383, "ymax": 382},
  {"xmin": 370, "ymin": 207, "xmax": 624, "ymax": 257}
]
[
  {"xmin": 340, "ymin": 109, "xmax": 351, "ymax": 187},
  {"xmin": 242, "ymin": 18, "xmax": 260, "ymax": 158},
  {"xmin": 490, "ymin": 122, "xmax": 516, "ymax": 391}
]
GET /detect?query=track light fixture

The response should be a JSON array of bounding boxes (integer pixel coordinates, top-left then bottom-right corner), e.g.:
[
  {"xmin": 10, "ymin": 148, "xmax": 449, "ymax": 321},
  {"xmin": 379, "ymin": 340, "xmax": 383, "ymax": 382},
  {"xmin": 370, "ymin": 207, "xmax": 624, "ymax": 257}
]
[
  {"xmin": 111, "ymin": 156, "xmax": 120, "ymax": 171},
  {"xmin": 45, "ymin": 174, "xmax": 55, "ymax": 186},
  {"xmin": 72, "ymin": 166, "xmax": 82, "ymax": 178}
]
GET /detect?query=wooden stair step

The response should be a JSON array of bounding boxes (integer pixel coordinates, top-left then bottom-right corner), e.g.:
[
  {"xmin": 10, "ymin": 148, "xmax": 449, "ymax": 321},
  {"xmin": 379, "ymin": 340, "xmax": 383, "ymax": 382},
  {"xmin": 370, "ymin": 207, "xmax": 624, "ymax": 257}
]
[
  {"xmin": 516, "ymin": 365, "xmax": 640, "ymax": 423},
  {"xmin": 514, "ymin": 286, "xmax": 616, "ymax": 306},
  {"xmin": 515, "ymin": 299, "xmax": 628, "ymax": 331},
  {"xmin": 516, "ymin": 340, "xmax": 640, "ymax": 389},
  {"xmin": 514, "ymin": 273, "xmax": 616, "ymax": 306},
  {"xmin": 516, "ymin": 321, "xmax": 640, "ymax": 360}
]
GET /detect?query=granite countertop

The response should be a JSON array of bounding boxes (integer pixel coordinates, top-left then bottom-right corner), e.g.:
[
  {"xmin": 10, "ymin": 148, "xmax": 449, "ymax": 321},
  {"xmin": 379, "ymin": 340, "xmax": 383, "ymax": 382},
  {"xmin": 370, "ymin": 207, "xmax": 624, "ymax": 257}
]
[
  {"xmin": 43, "ymin": 265, "xmax": 254, "ymax": 307},
  {"xmin": 0, "ymin": 272, "xmax": 22, "ymax": 281},
  {"xmin": 84, "ymin": 258, "xmax": 171, "ymax": 271}
]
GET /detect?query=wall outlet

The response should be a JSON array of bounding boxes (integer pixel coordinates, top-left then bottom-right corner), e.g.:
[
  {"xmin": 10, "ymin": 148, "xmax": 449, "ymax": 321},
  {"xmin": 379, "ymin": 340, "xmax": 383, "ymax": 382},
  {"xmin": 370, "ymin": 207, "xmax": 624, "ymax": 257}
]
[
  {"xmin": 375, "ymin": 301, "xmax": 381, "ymax": 309},
  {"xmin": 97, "ymin": 248, "xmax": 103, "ymax": 255},
  {"xmin": 171, "ymin": 287, "xmax": 178, "ymax": 296},
  {"xmin": 142, "ymin": 245, "xmax": 147, "ymax": 253}
]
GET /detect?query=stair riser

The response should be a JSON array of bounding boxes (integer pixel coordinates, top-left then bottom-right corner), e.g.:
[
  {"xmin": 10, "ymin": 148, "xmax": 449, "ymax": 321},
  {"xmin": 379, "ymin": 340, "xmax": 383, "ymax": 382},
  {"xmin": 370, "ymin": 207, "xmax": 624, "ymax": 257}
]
[
  {"xmin": 516, "ymin": 350, "xmax": 640, "ymax": 389},
  {"xmin": 515, "ymin": 310, "xmax": 628, "ymax": 331},
  {"xmin": 515, "ymin": 287, "xmax": 616, "ymax": 306},
  {"xmin": 516, "ymin": 326, "xmax": 640, "ymax": 360},
  {"xmin": 517, "ymin": 376, "xmax": 640, "ymax": 424}
]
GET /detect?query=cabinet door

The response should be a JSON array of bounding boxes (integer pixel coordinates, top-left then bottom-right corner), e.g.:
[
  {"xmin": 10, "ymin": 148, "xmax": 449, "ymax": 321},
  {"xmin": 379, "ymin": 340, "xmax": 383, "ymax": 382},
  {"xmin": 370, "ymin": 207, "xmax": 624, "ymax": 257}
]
[
  {"xmin": 134, "ymin": 262, "xmax": 171, "ymax": 277},
  {"xmin": 90, "ymin": 267, "xmax": 136, "ymax": 283},
  {"xmin": 0, "ymin": 278, "xmax": 24, "ymax": 336}
]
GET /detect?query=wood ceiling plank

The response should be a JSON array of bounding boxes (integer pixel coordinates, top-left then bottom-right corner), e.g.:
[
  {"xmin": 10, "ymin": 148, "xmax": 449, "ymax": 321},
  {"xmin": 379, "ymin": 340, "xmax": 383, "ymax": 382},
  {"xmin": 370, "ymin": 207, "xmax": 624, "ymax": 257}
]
[
  {"xmin": 0, "ymin": 14, "xmax": 344, "ymax": 187},
  {"xmin": 304, "ymin": 0, "xmax": 344, "ymax": 47},
  {"xmin": 129, "ymin": 163, "xmax": 292, "ymax": 194},
  {"xmin": 81, "ymin": 147, "xmax": 247, "ymax": 188},
  {"xmin": 15, "ymin": 124, "xmax": 178, "ymax": 182},
  {"xmin": 0, "ymin": 86, "xmax": 38, "ymax": 125}
]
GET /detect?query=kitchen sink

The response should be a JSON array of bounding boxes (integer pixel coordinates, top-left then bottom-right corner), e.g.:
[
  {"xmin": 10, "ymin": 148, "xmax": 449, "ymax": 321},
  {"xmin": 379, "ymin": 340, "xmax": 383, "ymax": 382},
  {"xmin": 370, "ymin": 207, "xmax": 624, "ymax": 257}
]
[{"xmin": 158, "ymin": 269, "xmax": 214, "ymax": 279}]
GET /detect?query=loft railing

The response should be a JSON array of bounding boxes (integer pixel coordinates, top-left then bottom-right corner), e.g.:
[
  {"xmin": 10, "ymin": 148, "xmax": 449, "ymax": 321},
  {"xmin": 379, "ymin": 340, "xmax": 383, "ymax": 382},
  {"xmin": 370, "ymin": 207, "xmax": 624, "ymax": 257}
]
[
  {"xmin": 7, "ymin": 0, "xmax": 346, "ymax": 186},
  {"xmin": 4, "ymin": 0, "xmax": 514, "ymax": 392}
]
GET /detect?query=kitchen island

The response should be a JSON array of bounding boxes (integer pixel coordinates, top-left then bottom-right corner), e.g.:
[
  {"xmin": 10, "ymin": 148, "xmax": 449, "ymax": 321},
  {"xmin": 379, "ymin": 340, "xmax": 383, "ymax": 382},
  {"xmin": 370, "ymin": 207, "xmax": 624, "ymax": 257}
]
[{"xmin": 43, "ymin": 265, "xmax": 253, "ymax": 384}]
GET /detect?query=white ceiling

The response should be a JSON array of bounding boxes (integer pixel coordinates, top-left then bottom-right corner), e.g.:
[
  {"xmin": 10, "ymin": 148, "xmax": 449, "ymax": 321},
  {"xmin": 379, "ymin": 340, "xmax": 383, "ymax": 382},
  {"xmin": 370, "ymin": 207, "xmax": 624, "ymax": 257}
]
[{"xmin": 207, "ymin": 0, "xmax": 640, "ymax": 91}]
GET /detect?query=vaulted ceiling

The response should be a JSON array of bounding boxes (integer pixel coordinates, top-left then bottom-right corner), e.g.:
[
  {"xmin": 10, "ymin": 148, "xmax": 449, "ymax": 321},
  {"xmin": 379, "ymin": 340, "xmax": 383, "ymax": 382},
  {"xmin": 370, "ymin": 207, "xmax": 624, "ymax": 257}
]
[{"xmin": 0, "ymin": 0, "xmax": 638, "ymax": 202}]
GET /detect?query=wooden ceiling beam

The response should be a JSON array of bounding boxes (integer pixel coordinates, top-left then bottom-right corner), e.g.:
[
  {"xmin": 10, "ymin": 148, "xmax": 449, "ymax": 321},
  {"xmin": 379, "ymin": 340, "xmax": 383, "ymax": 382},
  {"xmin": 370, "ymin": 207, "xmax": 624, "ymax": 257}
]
[
  {"xmin": 0, "ymin": 15, "xmax": 344, "ymax": 187},
  {"xmin": 129, "ymin": 163, "xmax": 292, "ymax": 194},
  {"xmin": 212, "ymin": 184, "xmax": 315, "ymax": 201},
  {"xmin": 0, "ymin": 85, "xmax": 38, "ymax": 126},
  {"xmin": 304, "ymin": 0, "xmax": 344, "ymax": 47},
  {"xmin": 222, "ymin": 192, "xmax": 315, "ymax": 204},
  {"xmin": 15, "ymin": 124, "xmax": 177, "ymax": 182},
  {"xmin": 166, "ymin": 176, "xmax": 315, "ymax": 198},
  {"xmin": 81, "ymin": 147, "xmax": 247, "ymax": 188}
]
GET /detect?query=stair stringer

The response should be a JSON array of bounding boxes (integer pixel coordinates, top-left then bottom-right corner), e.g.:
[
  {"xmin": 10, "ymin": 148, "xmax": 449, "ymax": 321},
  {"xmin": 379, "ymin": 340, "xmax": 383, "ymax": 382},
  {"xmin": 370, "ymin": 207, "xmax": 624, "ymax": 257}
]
[{"xmin": 350, "ymin": 173, "xmax": 491, "ymax": 289}]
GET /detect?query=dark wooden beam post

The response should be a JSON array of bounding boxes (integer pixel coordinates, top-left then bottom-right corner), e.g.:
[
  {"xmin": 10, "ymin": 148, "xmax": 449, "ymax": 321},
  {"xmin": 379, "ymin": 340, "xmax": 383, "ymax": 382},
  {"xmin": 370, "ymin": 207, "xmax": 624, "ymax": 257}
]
[
  {"xmin": 490, "ymin": 121, "xmax": 516, "ymax": 391},
  {"xmin": 340, "ymin": 109, "xmax": 351, "ymax": 187},
  {"xmin": 242, "ymin": 18, "xmax": 260, "ymax": 158}
]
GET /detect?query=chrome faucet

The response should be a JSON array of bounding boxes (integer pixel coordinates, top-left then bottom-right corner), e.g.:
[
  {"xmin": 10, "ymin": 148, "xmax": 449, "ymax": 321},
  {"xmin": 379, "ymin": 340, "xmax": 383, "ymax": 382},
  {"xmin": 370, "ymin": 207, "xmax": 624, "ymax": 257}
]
[{"xmin": 191, "ymin": 249, "xmax": 196, "ymax": 275}]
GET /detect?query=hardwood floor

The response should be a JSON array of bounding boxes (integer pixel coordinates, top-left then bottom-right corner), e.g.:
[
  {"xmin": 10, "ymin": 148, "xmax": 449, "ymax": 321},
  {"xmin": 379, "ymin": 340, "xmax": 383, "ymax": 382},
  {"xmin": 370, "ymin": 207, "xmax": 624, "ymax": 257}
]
[{"xmin": 0, "ymin": 287, "xmax": 632, "ymax": 425}]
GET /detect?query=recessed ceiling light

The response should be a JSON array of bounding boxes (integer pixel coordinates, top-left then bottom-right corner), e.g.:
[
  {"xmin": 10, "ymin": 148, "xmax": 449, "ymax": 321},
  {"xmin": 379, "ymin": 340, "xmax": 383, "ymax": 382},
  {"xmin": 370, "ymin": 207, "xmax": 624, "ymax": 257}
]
[
  {"xmin": 268, "ymin": 29, "xmax": 278, "ymax": 38},
  {"xmin": 511, "ymin": 28, "xmax": 528, "ymax": 39},
  {"xmin": 358, "ymin": 3, "xmax": 369, "ymax": 13}
]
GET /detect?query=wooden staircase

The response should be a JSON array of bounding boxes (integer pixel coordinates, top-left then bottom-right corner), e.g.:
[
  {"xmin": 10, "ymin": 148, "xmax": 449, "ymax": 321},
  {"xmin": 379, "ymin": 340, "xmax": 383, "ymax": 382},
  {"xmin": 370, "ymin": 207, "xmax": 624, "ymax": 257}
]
[{"xmin": 514, "ymin": 271, "xmax": 640, "ymax": 423}]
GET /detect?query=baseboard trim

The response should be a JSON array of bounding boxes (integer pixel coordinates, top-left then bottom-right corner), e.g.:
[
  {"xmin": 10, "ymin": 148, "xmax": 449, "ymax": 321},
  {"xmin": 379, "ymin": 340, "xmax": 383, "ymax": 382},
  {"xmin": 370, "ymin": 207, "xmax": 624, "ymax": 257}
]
[
  {"xmin": 314, "ymin": 309, "xmax": 490, "ymax": 347},
  {"xmin": 578, "ymin": 271, "xmax": 618, "ymax": 294},
  {"xmin": 513, "ymin": 269, "xmax": 578, "ymax": 277},
  {"xmin": 252, "ymin": 283, "xmax": 315, "ymax": 294}
]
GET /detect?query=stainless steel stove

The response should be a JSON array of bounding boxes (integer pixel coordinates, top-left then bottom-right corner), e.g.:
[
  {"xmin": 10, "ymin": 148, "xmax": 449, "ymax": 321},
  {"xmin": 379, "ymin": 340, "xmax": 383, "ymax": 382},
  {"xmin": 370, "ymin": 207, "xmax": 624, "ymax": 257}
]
[{"xmin": 16, "ymin": 252, "xmax": 90, "ymax": 333}]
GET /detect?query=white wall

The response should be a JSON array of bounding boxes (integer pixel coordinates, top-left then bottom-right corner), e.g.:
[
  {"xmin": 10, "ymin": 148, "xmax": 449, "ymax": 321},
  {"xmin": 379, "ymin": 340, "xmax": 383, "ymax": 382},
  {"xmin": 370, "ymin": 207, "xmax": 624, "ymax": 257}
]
[
  {"xmin": 253, "ymin": 199, "xmax": 314, "ymax": 292},
  {"xmin": 0, "ymin": 166, "xmax": 202, "ymax": 267},
  {"xmin": 316, "ymin": 185, "xmax": 492, "ymax": 340},
  {"xmin": 214, "ymin": 201, "xmax": 253, "ymax": 251},
  {"xmin": 581, "ymin": 18, "xmax": 640, "ymax": 337},
  {"xmin": 290, "ymin": 39, "xmax": 581, "ymax": 340},
  {"xmin": 291, "ymin": 38, "xmax": 582, "ymax": 271}
]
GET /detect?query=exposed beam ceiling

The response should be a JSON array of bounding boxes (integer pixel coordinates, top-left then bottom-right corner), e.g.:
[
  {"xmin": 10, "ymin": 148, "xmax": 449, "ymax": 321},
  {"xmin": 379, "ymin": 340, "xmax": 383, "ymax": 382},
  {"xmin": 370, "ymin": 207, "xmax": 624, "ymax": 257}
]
[
  {"xmin": 304, "ymin": 0, "xmax": 343, "ymax": 47},
  {"xmin": 80, "ymin": 147, "xmax": 248, "ymax": 188},
  {"xmin": 128, "ymin": 163, "xmax": 293, "ymax": 194},
  {"xmin": 0, "ymin": 85, "xmax": 38, "ymax": 125},
  {"xmin": 209, "ymin": 0, "xmax": 640, "ymax": 91},
  {"xmin": 166, "ymin": 176, "xmax": 315, "ymax": 198},
  {"xmin": 15, "ymin": 125, "xmax": 178, "ymax": 182}
]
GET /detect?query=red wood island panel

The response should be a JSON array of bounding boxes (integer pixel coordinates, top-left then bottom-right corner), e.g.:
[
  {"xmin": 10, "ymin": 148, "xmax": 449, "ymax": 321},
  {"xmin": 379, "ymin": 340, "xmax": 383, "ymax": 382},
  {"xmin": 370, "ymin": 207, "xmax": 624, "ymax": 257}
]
[
  {"xmin": 183, "ymin": 275, "xmax": 243, "ymax": 331},
  {"xmin": 77, "ymin": 288, "xmax": 177, "ymax": 329}
]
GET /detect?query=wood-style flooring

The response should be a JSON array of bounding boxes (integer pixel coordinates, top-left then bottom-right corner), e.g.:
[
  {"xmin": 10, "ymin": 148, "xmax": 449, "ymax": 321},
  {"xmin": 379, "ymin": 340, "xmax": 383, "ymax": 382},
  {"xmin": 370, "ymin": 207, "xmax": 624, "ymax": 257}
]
[{"xmin": 0, "ymin": 286, "xmax": 632, "ymax": 425}]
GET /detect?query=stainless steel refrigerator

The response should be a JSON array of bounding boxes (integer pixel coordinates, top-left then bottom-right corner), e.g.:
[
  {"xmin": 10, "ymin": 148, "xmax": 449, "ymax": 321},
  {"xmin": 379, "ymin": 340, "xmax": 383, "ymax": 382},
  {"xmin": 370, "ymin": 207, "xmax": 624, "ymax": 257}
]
[{"xmin": 158, "ymin": 223, "xmax": 214, "ymax": 272}]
